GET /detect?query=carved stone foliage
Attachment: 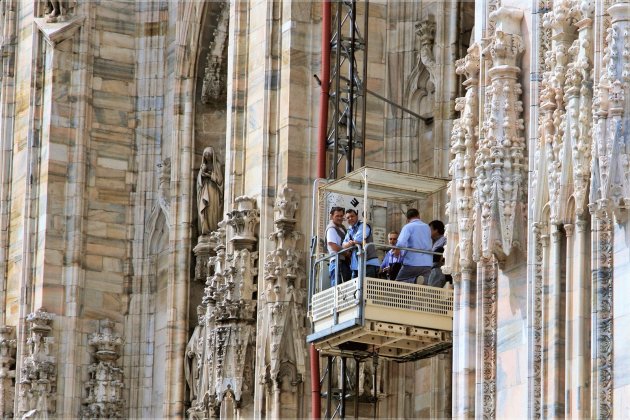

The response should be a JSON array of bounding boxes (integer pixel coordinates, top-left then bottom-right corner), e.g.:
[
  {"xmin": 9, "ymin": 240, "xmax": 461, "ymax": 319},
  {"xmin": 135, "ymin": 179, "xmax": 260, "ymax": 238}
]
[
  {"xmin": 0, "ymin": 326, "xmax": 17, "ymax": 418},
  {"xmin": 18, "ymin": 309, "xmax": 56, "ymax": 418},
  {"xmin": 259, "ymin": 186, "xmax": 306, "ymax": 413},
  {"xmin": 475, "ymin": 7, "xmax": 526, "ymax": 260},
  {"xmin": 81, "ymin": 320, "xmax": 125, "ymax": 419},
  {"xmin": 444, "ymin": 43, "xmax": 480, "ymax": 276},
  {"xmin": 479, "ymin": 257, "xmax": 498, "ymax": 419},
  {"xmin": 201, "ymin": 1, "xmax": 229, "ymax": 104},
  {"xmin": 187, "ymin": 197, "xmax": 259, "ymax": 419},
  {"xmin": 588, "ymin": 3, "xmax": 630, "ymax": 418},
  {"xmin": 415, "ymin": 18, "xmax": 437, "ymax": 85}
]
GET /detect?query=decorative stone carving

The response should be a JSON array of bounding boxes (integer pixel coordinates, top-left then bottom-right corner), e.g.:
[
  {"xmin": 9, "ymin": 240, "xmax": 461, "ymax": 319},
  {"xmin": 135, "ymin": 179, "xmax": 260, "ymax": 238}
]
[
  {"xmin": 81, "ymin": 320, "xmax": 125, "ymax": 419},
  {"xmin": 475, "ymin": 7, "xmax": 526, "ymax": 259},
  {"xmin": 444, "ymin": 43, "xmax": 480, "ymax": 275},
  {"xmin": 33, "ymin": 1, "xmax": 84, "ymax": 47},
  {"xmin": 18, "ymin": 308, "xmax": 56, "ymax": 418},
  {"xmin": 415, "ymin": 18, "xmax": 437, "ymax": 84},
  {"xmin": 187, "ymin": 199, "xmax": 259, "ymax": 419},
  {"xmin": 197, "ymin": 146, "xmax": 224, "ymax": 236},
  {"xmin": 185, "ymin": 306, "xmax": 205, "ymax": 406},
  {"xmin": 157, "ymin": 158, "xmax": 171, "ymax": 226},
  {"xmin": 201, "ymin": 1, "xmax": 230, "ymax": 104},
  {"xmin": 259, "ymin": 186, "xmax": 306, "ymax": 417},
  {"xmin": 479, "ymin": 256, "xmax": 498, "ymax": 419},
  {"xmin": 588, "ymin": 2, "xmax": 630, "ymax": 418},
  {"xmin": 43, "ymin": 0, "xmax": 76, "ymax": 23},
  {"xmin": 0, "ymin": 325, "xmax": 16, "ymax": 418},
  {"xmin": 226, "ymin": 196, "xmax": 259, "ymax": 250}
]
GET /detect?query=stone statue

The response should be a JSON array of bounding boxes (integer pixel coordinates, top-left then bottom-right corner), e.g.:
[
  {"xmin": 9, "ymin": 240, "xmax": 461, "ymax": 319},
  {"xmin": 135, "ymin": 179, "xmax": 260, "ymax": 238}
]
[
  {"xmin": 45, "ymin": 0, "xmax": 71, "ymax": 22},
  {"xmin": 197, "ymin": 147, "xmax": 224, "ymax": 236},
  {"xmin": 185, "ymin": 306, "xmax": 205, "ymax": 403}
]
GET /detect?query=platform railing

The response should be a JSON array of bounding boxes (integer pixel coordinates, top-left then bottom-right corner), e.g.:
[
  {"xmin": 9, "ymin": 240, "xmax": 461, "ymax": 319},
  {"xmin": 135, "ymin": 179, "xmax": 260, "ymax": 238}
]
[{"xmin": 308, "ymin": 241, "xmax": 449, "ymax": 337}]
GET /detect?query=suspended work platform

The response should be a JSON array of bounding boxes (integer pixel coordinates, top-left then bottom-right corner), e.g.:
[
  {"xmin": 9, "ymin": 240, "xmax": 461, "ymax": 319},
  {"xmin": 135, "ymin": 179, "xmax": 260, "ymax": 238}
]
[{"xmin": 308, "ymin": 167, "xmax": 453, "ymax": 362}]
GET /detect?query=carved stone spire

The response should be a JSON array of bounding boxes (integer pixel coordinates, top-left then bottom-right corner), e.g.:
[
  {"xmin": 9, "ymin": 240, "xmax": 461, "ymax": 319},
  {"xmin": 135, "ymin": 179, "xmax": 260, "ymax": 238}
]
[
  {"xmin": 476, "ymin": 7, "xmax": 526, "ymax": 259},
  {"xmin": 188, "ymin": 197, "xmax": 259, "ymax": 419},
  {"xmin": 81, "ymin": 320, "xmax": 125, "ymax": 419},
  {"xmin": 0, "ymin": 326, "xmax": 17, "ymax": 418},
  {"xmin": 17, "ymin": 309, "xmax": 56, "ymax": 418},
  {"xmin": 258, "ymin": 186, "xmax": 306, "ymax": 418},
  {"xmin": 444, "ymin": 43, "xmax": 480, "ymax": 275}
]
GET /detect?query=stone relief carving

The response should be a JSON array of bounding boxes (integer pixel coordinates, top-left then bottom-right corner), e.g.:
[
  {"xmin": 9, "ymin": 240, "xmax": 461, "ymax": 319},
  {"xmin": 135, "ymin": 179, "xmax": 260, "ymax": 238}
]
[
  {"xmin": 188, "ymin": 197, "xmax": 259, "ymax": 419},
  {"xmin": 259, "ymin": 186, "xmax": 306, "ymax": 417},
  {"xmin": 416, "ymin": 18, "xmax": 437, "ymax": 85},
  {"xmin": 201, "ymin": 1, "xmax": 229, "ymax": 104},
  {"xmin": 588, "ymin": 3, "xmax": 629, "ymax": 418},
  {"xmin": 479, "ymin": 256, "xmax": 498, "ymax": 419},
  {"xmin": 475, "ymin": 7, "xmax": 526, "ymax": 260},
  {"xmin": 17, "ymin": 309, "xmax": 56, "ymax": 418},
  {"xmin": 0, "ymin": 325, "xmax": 16, "ymax": 418},
  {"xmin": 444, "ymin": 43, "xmax": 480, "ymax": 276},
  {"xmin": 156, "ymin": 158, "xmax": 171, "ymax": 226},
  {"xmin": 197, "ymin": 147, "xmax": 224, "ymax": 237},
  {"xmin": 81, "ymin": 320, "xmax": 125, "ymax": 419}
]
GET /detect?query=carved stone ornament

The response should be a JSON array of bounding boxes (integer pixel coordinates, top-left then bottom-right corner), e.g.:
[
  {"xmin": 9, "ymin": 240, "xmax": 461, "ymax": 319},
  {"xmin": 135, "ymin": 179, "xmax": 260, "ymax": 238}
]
[
  {"xmin": 157, "ymin": 158, "xmax": 172, "ymax": 227},
  {"xmin": 34, "ymin": 1, "xmax": 84, "ymax": 47},
  {"xmin": 444, "ymin": 43, "xmax": 480, "ymax": 276},
  {"xmin": 588, "ymin": 2, "xmax": 630, "ymax": 418},
  {"xmin": 18, "ymin": 308, "xmax": 56, "ymax": 418},
  {"xmin": 226, "ymin": 196, "xmax": 260, "ymax": 250},
  {"xmin": 81, "ymin": 320, "xmax": 125, "ymax": 419},
  {"xmin": 415, "ymin": 18, "xmax": 437, "ymax": 87},
  {"xmin": 187, "ymin": 200, "xmax": 260, "ymax": 418},
  {"xmin": 0, "ymin": 325, "xmax": 17, "ymax": 418},
  {"xmin": 260, "ymin": 186, "xmax": 306, "ymax": 397},
  {"xmin": 201, "ymin": 1, "xmax": 229, "ymax": 104},
  {"xmin": 475, "ymin": 7, "xmax": 526, "ymax": 260}
]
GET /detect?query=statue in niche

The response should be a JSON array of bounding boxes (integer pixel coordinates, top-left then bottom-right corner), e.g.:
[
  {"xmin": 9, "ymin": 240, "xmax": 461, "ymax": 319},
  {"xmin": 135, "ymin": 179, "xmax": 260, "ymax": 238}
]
[
  {"xmin": 185, "ymin": 306, "xmax": 205, "ymax": 404},
  {"xmin": 197, "ymin": 147, "xmax": 224, "ymax": 236},
  {"xmin": 45, "ymin": 0, "xmax": 73, "ymax": 22}
]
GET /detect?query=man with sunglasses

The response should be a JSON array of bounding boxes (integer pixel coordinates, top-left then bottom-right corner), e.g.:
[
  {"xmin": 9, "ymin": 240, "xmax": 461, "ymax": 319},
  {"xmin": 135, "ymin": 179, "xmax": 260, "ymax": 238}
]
[
  {"xmin": 341, "ymin": 209, "xmax": 380, "ymax": 278},
  {"xmin": 326, "ymin": 206, "xmax": 351, "ymax": 285}
]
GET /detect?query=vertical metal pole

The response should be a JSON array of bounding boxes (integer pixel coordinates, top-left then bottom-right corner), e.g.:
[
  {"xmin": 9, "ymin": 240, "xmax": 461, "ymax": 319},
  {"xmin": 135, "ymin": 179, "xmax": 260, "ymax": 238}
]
[
  {"xmin": 346, "ymin": 0, "xmax": 357, "ymax": 174},
  {"xmin": 354, "ymin": 357, "xmax": 360, "ymax": 419},
  {"xmin": 341, "ymin": 356, "xmax": 347, "ymax": 419},
  {"xmin": 332, "ymin": 0, "xmax": 343, "ymax": 179},
  {"xmin": 372, "ymin": 354, "xmax": 378, "ymax": 419},
  {"xmin": 327, "ymin": 356, "xmax": 333, "ymax": 418},
  {"xmin": 360, "ymin": 0, "xmax": 369, "ymax": 167}
]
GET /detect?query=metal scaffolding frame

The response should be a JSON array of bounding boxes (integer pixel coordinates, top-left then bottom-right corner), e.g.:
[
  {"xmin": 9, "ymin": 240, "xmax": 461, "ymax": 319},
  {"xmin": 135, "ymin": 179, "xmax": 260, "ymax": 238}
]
[{"xmin": 327, "ymin": 0, "xmax": 368, "ymax": 179}]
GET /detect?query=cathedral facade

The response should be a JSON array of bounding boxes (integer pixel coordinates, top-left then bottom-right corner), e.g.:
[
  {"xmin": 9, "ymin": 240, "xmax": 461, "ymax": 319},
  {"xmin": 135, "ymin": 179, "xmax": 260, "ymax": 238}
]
[{"xmin": 0, "ymin": 0, "xmax": 628, "ymax": 419}]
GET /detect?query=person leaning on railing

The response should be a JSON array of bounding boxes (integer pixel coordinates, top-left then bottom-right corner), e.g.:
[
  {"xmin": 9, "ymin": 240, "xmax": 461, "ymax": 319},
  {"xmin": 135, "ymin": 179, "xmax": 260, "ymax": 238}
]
[
  {"xmin": 394, "ymin": 208, "xmax": 433, "ymax": 284},
  {"xmin": 341, "ymin": 209, "xmax": 380, "ymax": 278},
  {"xmin": 326, "ymin": 207, "xmax": 351, "ymax": 285}
]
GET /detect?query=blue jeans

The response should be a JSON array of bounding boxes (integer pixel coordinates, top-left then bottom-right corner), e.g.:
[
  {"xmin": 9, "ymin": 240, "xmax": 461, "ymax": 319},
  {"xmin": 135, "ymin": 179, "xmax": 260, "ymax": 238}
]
[{"xmin": 330, "ymin": 261, "xmax": 351, "ymax": 286}]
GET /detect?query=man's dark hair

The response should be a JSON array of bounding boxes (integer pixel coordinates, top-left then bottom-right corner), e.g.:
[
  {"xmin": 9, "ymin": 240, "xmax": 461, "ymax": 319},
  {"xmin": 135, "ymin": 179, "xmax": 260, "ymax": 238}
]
[
  {"xmin": 345, "ymin": 209, "xmax": 358, "ymax": 215},
  {"xmin": 429, "ymin": 220, "xmax": 445, "ymax": 235},
  {"xmin": 406, "ymin": 208, "xmax": 419, "ymax": 219},
  {"xmin": 330, "ymin": 206, "xmax": 345, "ymax": 215}
]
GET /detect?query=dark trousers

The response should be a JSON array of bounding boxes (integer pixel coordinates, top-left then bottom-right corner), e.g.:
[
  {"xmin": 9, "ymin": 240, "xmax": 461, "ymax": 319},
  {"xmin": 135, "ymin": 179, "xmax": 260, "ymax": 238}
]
[
  {"xmin": 330, "ymin": 261, "xmax": 351, "ymax": 286},
  {"xmin": 351, "ymin": 265, "xmax": 379, "ymax": 279}
]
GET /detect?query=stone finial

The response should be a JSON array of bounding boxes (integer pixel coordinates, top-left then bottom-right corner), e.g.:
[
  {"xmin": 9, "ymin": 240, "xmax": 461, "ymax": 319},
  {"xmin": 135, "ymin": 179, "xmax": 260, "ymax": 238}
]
[
  {"xmin": 18, "ymin": 309, "xmax": 56, "ymax": 418},
  {"xmin": 82, "ymin": 320, "xmax": 125, "ymax": 419},
  {"xmin": 226, "ymin": 196, "xmax": 259, "ymax": 250}
]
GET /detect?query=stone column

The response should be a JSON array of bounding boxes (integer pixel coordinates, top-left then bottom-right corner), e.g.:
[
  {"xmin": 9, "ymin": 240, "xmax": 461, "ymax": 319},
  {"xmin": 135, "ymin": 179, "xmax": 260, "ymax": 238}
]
[{"xmin": 546, "ymin": 224, "xmax": 566, "ymax": 417}]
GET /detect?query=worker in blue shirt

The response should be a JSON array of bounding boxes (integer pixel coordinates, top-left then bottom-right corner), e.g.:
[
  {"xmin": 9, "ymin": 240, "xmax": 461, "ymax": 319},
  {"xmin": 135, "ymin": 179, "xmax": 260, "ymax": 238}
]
[
  {"xmin": 394, "ymin": 208, "xmax": 433, "ymax": 283},
  {"xmin": 379, "ymin": 231, "xmax": 402, "ymax": 279},
  {"xmin": 341, "ymin": 209, "xmax": 380, "ymax": 278}
]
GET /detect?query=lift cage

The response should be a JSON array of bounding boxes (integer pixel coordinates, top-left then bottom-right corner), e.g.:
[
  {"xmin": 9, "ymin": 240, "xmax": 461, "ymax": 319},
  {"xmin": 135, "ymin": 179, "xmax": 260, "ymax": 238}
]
[{"xmin": 308, "ymin": 166, "xmax": 454, "ymax": 362}]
